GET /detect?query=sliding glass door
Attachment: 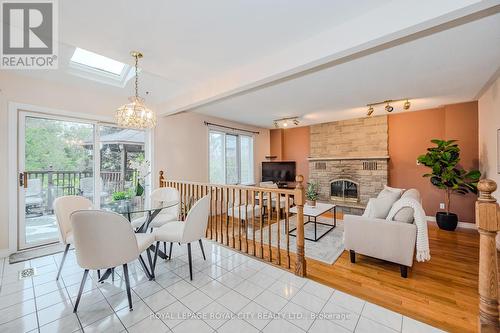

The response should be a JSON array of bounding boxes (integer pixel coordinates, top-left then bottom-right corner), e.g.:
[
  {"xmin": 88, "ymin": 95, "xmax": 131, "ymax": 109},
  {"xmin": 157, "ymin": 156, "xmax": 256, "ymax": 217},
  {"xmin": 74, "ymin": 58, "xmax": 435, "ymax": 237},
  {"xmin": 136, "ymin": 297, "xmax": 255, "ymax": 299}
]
[{"xmin": 18, "ymin": 112, "xmax": 149, "ymax": 250}]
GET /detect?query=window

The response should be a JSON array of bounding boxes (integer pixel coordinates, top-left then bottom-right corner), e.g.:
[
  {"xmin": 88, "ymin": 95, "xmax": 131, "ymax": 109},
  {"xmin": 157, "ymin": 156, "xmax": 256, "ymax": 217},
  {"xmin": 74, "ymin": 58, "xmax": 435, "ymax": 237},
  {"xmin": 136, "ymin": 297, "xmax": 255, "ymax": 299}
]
[
  {"xmin": 70, "ymin": 48, "xmax": 126, "ymax": 75},
  {"xmin": 209, "ymin": 130, "xmax": 254, "ymax": 185}
]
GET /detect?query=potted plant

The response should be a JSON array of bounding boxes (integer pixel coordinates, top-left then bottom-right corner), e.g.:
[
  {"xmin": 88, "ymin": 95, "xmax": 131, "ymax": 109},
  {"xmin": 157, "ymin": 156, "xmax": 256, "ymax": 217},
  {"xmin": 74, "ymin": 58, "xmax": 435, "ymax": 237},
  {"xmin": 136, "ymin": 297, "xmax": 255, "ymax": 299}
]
[
  {"xmin": 417, "ymin": 139, "xmax": 480, "ymax": 231},
  {"xmin": 305, "ymin": 181, "xmax": 319, "ymax": 207},
  {"xmin": 129, "ymin": 158, "xmax": 151, "ymax": 199}
]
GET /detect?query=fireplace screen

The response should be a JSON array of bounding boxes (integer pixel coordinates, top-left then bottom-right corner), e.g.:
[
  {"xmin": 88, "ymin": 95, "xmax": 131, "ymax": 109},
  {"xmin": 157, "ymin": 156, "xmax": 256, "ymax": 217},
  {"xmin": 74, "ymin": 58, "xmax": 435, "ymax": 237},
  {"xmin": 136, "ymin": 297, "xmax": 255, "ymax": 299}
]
[{"xmin": 330, "ymin": 179, "xmax": 359, "ymax": 202}]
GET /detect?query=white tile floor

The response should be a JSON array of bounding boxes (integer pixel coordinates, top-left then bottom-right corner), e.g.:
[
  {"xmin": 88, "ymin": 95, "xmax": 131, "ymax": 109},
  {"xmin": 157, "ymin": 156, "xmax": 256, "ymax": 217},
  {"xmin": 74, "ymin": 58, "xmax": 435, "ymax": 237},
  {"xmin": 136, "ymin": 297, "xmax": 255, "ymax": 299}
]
[{"xmin": 0, "ymin": 240, "xmax": 445, "ymax": 333}]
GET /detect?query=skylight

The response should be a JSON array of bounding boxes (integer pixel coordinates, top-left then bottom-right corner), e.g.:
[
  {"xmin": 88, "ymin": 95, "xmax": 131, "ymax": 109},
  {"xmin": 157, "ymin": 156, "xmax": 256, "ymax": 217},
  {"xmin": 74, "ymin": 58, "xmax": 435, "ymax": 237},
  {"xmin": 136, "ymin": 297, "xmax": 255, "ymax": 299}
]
[{"xmin": 70, "ymin": 48, "xmax": 125, "ymax": 76}]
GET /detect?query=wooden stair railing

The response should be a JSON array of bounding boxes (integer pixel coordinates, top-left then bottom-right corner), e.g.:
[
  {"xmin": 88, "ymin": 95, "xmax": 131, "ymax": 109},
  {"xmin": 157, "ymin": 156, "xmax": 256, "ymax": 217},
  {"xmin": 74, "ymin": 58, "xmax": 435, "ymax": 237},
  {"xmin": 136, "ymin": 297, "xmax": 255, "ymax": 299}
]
[
  {"xmin": 158, "ymin": 171, "xmax": 307, "ymax": 277},
  {"xmin": 476, "ymin": 179, "xmax": 500, "ymax": 332}
]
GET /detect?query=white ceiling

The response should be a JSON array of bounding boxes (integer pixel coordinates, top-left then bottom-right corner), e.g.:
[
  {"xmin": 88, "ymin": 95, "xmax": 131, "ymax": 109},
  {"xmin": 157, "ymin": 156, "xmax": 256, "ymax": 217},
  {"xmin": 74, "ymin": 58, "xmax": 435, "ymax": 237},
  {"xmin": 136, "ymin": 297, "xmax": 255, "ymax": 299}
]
[
  {"xmin": 2, "ymin": 1, "xmax": 499, "ymax": 127},
  {"xmin": 192, "ymin": 11, "xmax": 500, "ymax": 127}
]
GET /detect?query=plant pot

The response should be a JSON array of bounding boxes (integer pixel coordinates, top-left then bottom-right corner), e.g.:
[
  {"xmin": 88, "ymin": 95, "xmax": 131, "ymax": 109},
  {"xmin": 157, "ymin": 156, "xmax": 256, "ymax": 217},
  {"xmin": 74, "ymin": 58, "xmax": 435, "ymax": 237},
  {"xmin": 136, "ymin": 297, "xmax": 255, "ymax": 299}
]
[
  {"xmin": 436, "ymin": 212, "xmax": 458, "ymax": 231},
  {"xmin": 306, "ymin": 200, "xmax": 316, "ymax": 207}
]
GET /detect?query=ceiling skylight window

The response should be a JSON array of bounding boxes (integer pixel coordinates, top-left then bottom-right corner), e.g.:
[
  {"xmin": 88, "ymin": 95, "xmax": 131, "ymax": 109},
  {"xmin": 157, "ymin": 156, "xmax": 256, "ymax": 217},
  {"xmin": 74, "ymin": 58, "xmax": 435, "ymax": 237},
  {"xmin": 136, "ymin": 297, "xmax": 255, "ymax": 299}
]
[{"xmin": 70, "ymin": 48, "xmax": 125, "ymax": 76}]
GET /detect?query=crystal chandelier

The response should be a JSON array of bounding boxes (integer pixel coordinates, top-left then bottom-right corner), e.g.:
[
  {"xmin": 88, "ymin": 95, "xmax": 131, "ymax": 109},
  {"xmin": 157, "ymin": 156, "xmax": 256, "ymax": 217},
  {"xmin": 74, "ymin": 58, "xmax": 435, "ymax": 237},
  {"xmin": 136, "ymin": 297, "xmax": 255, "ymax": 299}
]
[{"xmin": 115, "ymin": 51, "xmax": 157, "ymax": 129}]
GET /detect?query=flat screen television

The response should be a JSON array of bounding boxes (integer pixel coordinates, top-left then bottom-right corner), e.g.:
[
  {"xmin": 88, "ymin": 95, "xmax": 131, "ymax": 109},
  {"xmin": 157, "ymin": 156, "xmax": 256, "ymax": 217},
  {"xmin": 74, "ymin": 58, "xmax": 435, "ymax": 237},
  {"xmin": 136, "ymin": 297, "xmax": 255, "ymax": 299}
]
[{"xmin": 262, "ymin": 161, "xmax": 296, "ymax": 182}]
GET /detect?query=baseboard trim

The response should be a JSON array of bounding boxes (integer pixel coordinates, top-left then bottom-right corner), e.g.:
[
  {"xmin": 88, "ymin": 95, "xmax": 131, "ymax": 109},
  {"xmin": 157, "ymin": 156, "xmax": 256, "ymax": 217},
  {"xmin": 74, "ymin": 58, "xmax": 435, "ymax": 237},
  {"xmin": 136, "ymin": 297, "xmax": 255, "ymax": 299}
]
[{"xmin": 426, "ymin": 216, "xmax": 476, "ymax": 229}]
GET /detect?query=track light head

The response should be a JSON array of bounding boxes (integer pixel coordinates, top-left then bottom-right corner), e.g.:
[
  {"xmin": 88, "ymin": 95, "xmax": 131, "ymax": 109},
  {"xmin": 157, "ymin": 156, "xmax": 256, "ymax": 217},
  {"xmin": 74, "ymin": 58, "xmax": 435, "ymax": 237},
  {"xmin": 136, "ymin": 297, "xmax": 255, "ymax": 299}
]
[
  {"xmin": 367, "ymin": 106, "xmax": 374, "ymax": 116},
  {"xmin": 403, "ymin": 100, "xmax": 411, "ymax": 110},
  {"xmin": 385, "ymin": 103, "xmax": 394, "ymax": 112},
  {"xmin": 293, "ymin": 119, "xmax": 299, "ymax": 125},
  {"xmin": 274, "ymin": 121, "xmax": 279, "ymax": 128}
]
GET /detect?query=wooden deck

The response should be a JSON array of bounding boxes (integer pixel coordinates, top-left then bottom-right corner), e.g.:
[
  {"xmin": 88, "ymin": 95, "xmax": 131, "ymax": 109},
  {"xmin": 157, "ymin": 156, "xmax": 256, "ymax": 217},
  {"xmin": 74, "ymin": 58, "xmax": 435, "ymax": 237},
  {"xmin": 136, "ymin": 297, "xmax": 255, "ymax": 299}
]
[{"xmin": 209, "ymin": 216, "xmax": 480, "ymax": 333}]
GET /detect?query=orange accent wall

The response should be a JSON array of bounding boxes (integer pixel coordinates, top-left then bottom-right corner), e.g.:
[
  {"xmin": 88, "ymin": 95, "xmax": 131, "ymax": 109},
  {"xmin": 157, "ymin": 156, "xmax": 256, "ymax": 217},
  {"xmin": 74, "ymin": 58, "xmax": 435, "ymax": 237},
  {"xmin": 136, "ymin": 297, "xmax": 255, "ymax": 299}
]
[
  {"xmin": 270, "ymin": 127, "xmax": 310, "ymax": 183},
  {"xmin": 388, "ymin": 101, "xmax": 479, "ymax": 223}
]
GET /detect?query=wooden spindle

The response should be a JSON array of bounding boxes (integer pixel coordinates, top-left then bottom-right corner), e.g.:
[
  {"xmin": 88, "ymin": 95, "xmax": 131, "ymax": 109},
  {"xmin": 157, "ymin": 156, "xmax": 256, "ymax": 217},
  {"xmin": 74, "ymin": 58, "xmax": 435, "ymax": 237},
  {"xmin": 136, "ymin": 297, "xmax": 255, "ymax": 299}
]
[
  {"xmin": 159, "ymin": 171, "xmax": 165, "ymax": 187},
  {"xmin": 267, "ymin": 191, "xmax": 272, "ymax": 262},
  {"xmin": 252, "ymin": 190, "xmax": 256, "ymax": 256},
  {"xmin": 276, "ymin": 192, "xmax": 281, "ymax": 266},
  {"xmin": 285, "ymin": 193, "xmax": 291, "ymax": 268},
  {"xmin": 259, "ymin": 191, "xmax": 264, "ymax": 259},
  {"xmin": 238, "ymin": 188, "xmax": 242, "ymax": 251},
  {"xmin": 294, "ymin": 175, "xmax": 306, "ymax": 277}
]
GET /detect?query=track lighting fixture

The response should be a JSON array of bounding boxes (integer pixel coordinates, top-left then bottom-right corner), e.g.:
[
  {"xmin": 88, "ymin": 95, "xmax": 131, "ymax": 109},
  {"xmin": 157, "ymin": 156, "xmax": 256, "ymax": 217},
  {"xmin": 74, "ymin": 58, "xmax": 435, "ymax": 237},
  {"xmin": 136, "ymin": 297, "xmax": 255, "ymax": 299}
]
[
  {"xmin": 366, "ymin": 98, "xmax": 411, "ymax": 116},
  {"xmin": 403, "ymin": 99, "xmax": 411, "ymax": 110},
  {"xmin": 367, "ymin": 106, "xmax": 374, "ymax": 116},
  {"xmin": 273, "ymin": 117, "xmax": 300, "ymax": 128}
]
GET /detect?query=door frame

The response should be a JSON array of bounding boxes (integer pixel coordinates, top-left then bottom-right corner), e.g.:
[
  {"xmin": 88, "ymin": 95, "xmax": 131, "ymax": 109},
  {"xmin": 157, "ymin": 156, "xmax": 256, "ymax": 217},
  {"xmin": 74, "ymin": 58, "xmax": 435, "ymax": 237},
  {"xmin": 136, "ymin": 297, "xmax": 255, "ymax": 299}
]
[{"xmin": 8, "ymin": 102, "xmax": 154, "ymax": 253}]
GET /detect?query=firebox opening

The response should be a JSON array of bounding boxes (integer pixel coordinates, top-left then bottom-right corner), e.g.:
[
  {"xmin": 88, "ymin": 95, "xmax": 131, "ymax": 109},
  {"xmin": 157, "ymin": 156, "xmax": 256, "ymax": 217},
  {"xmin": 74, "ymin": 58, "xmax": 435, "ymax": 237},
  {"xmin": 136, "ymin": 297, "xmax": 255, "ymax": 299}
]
[{"xmin": 330, "ymin": 179, "xmax": 359, "ymax": 202}]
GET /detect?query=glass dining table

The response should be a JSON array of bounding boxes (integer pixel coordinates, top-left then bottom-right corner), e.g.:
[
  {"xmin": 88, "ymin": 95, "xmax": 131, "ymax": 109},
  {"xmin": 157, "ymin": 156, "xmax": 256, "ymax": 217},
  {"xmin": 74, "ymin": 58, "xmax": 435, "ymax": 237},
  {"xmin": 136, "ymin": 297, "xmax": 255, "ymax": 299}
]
[{"xmin": 97, "ymin": 199, "xmax": 179, "ymax": 282}]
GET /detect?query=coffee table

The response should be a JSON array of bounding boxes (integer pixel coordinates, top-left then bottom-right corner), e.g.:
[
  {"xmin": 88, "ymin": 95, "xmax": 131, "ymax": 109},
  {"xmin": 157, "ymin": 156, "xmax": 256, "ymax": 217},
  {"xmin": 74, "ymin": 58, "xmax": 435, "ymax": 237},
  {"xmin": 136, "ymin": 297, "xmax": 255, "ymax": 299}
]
[{"xmin": 289, "ymin": 203, "xmax": 336, "ymax": 242}]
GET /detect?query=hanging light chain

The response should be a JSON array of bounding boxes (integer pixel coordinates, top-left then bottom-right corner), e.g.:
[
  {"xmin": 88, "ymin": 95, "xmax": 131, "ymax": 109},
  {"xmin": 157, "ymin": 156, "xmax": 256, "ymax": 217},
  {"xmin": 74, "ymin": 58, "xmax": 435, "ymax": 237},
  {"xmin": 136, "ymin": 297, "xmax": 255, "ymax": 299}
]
[{"xmin": 134, "ymin": 54, "xmax": 139, "ymax": 98}]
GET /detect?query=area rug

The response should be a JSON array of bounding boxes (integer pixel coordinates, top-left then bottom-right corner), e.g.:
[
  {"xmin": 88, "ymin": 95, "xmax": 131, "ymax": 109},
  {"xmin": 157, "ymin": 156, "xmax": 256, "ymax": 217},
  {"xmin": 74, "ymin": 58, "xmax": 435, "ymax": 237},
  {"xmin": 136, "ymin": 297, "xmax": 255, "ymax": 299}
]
[
  {"xmin": 9, "ymin": 243, "xmax": 67, "ymax": 264},
  {"xmin": 248, "ymin": 215, "xmax": 345, "ymax": 265}
]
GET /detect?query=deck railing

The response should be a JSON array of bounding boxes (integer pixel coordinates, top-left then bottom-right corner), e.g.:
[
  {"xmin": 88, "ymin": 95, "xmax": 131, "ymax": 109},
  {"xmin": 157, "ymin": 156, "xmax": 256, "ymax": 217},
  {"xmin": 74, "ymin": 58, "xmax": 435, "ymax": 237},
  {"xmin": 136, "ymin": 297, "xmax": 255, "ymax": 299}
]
[
  {"xmin": 26, "ymin": 169, "xmax": 133, "ymax": 212},
  {"xmin": 476, "ymin": 179, "xmax": 500, "ymax": 332},
  {"xmin": 159, "ymin": 170, "xmax": 307, "ymax": 277}
]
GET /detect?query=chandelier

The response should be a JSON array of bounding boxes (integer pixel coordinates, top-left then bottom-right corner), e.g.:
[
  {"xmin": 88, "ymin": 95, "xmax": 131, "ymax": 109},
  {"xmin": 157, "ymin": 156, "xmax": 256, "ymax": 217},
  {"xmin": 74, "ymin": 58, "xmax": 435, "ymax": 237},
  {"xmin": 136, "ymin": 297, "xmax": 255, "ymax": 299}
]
[{"xmin": 115, "ymin": 51, "xmax": 157, "ymax": 129}]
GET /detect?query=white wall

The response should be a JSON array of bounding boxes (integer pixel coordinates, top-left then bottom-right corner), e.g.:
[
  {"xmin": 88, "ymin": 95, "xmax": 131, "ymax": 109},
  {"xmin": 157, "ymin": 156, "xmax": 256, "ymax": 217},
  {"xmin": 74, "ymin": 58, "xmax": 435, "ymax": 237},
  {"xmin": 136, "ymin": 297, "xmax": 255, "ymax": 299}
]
[
  {"xmin": 0, "ymin": 72, "xmax": 269, "ymax": 255},
  {"xmin": 478, "ymin": 76, "xmax": 500, "ymax": 198},
  {"xmin": 154, "ymin": 111, "xmax": 270, "ymax": 185}
]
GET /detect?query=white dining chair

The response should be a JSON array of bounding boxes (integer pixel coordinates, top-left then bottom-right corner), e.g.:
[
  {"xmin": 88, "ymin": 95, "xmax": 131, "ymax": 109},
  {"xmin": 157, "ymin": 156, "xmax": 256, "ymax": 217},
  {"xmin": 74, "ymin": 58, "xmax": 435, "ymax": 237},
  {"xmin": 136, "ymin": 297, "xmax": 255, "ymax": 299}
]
[
  {"xmin": 70, "ymin": 209, "xmax": 156, "ymax": 312},
  {"xmin": 53, "ymin": 195, "xmax": 93, "ymax": 280},
  {"xmin": 131, "ymin": 187, "xmax": 180, "ymax": 230},
  {"xmin": 154, "ymin": 195, "xmax": 210, "ymax": 280}
]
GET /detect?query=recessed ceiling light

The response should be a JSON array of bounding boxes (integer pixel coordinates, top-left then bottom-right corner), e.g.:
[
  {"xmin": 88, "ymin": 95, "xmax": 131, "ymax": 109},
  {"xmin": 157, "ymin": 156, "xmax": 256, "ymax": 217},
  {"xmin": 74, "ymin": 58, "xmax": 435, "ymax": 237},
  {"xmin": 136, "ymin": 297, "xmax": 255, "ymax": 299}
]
[{"xmin": 71, "ymin": 48, "xmax": 125, "ymax": 75}]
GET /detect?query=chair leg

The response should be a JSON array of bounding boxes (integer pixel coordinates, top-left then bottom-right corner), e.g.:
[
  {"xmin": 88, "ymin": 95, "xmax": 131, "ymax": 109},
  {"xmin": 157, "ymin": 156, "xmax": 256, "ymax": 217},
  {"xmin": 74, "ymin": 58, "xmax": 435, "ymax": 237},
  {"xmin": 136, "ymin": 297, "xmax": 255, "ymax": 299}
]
[
  {"xmin": 97, "ymin": 270, "xmax": 101, "ymax": 279},
  {"xmin": 198, "ymin": 239, "xmax": 206, "ymax": 260},
  {"xmin": 187, "ymin": 243, "xmax": 193, "ymax": 280},
  {"xmin": 111, "ymin": 268, "xmax": 115, "ymax": 282},
  {"xmin": 349, "ymin": 250, "xmax": 356, "ymax": 263},
  {"xmin": 73, "ymin": 269, "xmax": 89, "ymax": 313},
  {"xmin": 56, "ymin": 244, "xmax": 70, "ymax": 280},
  {"xmin": 146, "ymin": 249, "xmax": 154, "ymax": 280},
  {"xmin": 164, "ymin": 242, "xmax": 167, "ymax": 255},
  {"xmin": 123, "ymin": 264, "xmax": 133, "ymax": 311},
  {"xmin": 153, "ymin": 241, "xmax": 160, "ymax": 276},
  {"xmin": 168, "ymin": 242, "xmax": 173, "ymax": 260},
  {"xmin": 400, "ymin": 265, "xmax": 408, "ymax": 278}
]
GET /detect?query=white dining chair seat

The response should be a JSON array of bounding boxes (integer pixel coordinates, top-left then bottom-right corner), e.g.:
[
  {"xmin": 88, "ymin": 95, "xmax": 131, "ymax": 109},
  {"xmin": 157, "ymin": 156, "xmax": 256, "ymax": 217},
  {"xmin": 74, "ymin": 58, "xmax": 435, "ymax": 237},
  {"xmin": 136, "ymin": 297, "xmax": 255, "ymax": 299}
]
[
  {"xmin": 136, "ymin": 233, "xmax": 156, "ymax": 253},
  {"xmin": 131, "ymin": 213, "xmax": 177, "ymax": 229},
  {"xmin": 227, "ymin": 205, "xmax": 261, "ymax": 219},
  {"xmin": 154, "ymin": 221, "xmax": 184, "ymax": 243}
]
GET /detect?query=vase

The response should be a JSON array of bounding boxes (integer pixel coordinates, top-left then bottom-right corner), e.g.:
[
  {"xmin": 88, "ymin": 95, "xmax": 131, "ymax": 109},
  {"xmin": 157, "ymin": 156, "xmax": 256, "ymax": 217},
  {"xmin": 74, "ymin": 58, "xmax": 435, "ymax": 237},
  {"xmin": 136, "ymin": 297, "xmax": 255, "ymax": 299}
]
[{"xmin": 436, "ymin": 212, "xmax": 458, "ymax": 231}]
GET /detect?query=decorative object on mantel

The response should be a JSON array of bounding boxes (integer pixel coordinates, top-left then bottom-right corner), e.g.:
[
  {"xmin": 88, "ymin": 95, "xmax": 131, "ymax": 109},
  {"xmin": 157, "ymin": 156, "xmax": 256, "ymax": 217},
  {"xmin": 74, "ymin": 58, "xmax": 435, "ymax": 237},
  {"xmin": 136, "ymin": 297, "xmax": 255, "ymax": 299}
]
[
  {"xmin": 305, "ymin": 181, "xmax": 319, "ymax": 207},
  {"xmin": 417, "ymin": 139, "xmax": 481, "ymax": 231},
  {"xmin": 265, "ymin": 155, "xmax": 278, "ymax": 160},
  {"xmin": 115, "ymin": 51, "xmax": 157, "ymax": 129},
  {"xmin": 273, "ymin": 116, "xmax": 300, "ymax": 128},
  {"xmin": 366, "ymin": 98, "xmax": 411, "ymax": 116}
]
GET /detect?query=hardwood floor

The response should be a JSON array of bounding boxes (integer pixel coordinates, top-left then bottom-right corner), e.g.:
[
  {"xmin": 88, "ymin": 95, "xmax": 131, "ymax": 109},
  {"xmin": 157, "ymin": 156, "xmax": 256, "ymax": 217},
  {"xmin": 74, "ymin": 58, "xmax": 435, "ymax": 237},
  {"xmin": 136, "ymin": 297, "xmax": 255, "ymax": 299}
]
[
  {"xmin": 306, "ymin": 223, "xmax": 479, "ymax": 333},
  {"xmin": 207, "ymin": 214, "xmax": 481, "ymax": 333}
]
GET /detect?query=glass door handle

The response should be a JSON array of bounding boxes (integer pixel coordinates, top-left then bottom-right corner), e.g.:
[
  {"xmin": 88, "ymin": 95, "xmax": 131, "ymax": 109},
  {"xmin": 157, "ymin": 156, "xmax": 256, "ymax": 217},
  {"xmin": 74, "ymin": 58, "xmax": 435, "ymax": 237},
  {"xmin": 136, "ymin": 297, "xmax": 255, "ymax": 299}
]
[{"xmin": 19, "ymin": 172, "xmax": 28, "ymax": 188}]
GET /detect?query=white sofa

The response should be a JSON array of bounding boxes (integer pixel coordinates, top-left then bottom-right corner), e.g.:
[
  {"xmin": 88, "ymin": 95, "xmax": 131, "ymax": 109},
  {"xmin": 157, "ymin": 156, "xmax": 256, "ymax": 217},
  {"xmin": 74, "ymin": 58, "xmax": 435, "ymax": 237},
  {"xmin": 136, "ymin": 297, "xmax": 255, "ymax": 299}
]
[{"xmin": 344, "ymin": 188, "xmax": 422, "ymax": 278}]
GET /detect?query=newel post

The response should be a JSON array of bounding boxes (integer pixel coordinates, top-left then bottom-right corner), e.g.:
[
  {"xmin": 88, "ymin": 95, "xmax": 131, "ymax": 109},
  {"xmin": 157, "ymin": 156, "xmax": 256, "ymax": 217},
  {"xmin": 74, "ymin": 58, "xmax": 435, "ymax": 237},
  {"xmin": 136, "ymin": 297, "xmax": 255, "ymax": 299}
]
[
  {"xmin": 159, "ymin": 170, "xmax": 166, "ymax": 188},
  {"xmin": 294, "ymin": 175, "xmax": 306, "ymax": 277},
  {"xmin": 476, "ymin": 179, "xmax": 499, "ymax": 333}
]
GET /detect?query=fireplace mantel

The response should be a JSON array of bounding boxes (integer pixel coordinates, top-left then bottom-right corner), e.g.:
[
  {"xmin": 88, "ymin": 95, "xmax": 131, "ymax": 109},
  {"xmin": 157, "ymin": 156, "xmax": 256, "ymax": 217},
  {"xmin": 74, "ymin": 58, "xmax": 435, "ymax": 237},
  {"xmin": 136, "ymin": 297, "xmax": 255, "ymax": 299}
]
[{"xmin": 308, "ymin": 156, "xmax": 389, "ymax": 161}]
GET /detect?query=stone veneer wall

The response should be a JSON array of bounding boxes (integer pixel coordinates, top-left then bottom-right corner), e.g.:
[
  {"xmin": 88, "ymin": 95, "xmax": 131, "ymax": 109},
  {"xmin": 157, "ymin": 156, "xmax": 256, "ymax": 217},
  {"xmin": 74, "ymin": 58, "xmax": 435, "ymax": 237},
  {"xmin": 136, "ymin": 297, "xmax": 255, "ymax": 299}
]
[{"xmin": 309, "ymin": 115, "xmax": 389, "ymax": 213}]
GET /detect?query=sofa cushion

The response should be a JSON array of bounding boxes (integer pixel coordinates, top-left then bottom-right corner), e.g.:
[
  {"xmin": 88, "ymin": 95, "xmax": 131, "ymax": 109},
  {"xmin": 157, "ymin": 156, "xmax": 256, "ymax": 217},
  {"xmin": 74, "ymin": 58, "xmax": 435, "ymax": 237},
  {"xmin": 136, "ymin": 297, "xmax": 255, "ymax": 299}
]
[
  {"xmin": 401, "ymin": 188, "xmax": 421, "ymax": 202},
  {"xmin": 392, "ymin": 206, "xmax": 415, "ymax": 224},
  {"xmin": 365, "ymin": 195, "xmax": 399, "ymax": 219},
  {"xmin": 378, "ymin": 185, "xmax": 404, "ymax": 198}
]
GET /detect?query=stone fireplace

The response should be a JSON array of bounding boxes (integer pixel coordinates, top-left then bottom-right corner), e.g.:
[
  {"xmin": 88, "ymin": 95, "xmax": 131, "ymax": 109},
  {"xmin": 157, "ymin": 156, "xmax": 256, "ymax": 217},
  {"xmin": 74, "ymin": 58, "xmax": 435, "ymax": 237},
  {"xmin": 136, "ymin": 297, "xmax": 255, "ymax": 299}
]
[{"xmin": 308, "ymin": 116, "xmax": 389, "ymax": 214}]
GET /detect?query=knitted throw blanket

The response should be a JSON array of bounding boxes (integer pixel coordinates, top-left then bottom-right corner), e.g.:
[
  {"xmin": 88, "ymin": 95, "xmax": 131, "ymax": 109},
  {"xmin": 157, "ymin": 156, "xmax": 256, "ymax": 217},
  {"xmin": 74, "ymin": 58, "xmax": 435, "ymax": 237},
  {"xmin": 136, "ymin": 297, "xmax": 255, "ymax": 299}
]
[{"xmin": 386, "ymin": 198, "xmax": 431, "ymax": 262}]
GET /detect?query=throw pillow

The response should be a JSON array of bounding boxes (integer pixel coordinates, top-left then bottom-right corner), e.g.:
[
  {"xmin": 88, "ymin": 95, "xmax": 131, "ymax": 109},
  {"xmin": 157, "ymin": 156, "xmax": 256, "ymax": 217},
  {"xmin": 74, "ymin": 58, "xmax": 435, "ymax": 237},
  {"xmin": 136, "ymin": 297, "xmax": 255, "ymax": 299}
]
[
  {"xmin": 392, "ymin": 206, "xmax": 415, "ymax": 224},
  {"xmin": 378, "ymin": 185, "xmax": 404, "ymax": 198},
  {"xmin": 365, "ymin": 196, "xmax": 398, "ymax": 219}
]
